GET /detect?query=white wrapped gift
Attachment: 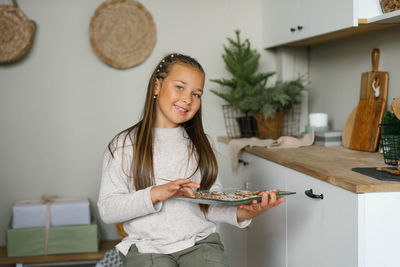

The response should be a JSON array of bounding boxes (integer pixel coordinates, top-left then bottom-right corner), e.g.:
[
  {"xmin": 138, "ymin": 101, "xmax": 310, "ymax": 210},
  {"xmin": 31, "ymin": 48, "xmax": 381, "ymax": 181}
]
[{"xmin": 12, "ymin": 196, "xmax": 91, "ymax": 229}]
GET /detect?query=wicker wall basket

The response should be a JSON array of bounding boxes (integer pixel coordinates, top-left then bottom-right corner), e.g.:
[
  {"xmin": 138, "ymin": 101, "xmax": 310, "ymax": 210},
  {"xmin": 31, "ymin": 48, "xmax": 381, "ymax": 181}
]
[
  {"xmin": 89, "ymin": 0, "xmax": 157, "ymax": 69},
  {"xmin": 0, "ymin": 0, "xmax": 36, "ymax": 64}
]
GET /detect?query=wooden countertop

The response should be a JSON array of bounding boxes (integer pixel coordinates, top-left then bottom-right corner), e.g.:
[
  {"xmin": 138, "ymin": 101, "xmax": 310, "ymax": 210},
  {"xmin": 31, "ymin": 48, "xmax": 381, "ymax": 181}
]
[{"xmin": 218, "ymin": 137, "xmax": 400, "ymax": 194}]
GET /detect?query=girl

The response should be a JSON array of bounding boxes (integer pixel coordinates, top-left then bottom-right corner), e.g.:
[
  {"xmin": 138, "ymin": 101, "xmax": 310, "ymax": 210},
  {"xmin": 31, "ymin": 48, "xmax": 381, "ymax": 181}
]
[{"xmin": 98, "ymin": 53, "xmax": 285, "ymax": 267}]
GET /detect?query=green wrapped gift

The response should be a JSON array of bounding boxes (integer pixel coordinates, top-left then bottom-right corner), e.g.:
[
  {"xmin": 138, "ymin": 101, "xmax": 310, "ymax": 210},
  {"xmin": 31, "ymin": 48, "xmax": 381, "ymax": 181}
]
[{"xmin": 6, "ymin": 218, "xmax": 99, "ymax": 257}]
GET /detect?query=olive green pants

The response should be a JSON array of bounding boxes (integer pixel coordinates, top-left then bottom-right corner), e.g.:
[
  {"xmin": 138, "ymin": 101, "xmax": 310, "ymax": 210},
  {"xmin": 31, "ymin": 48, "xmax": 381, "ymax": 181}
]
[{"xmin": 120, "ymin": 233, "xmax": 229, "ymax": 267}]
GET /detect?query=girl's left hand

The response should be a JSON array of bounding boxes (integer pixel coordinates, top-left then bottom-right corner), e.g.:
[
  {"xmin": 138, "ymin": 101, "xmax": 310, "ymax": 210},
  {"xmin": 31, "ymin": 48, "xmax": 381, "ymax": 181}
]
[{"xmin": 236, "ymin": 190, "xmax": 286, "ymax": 222}]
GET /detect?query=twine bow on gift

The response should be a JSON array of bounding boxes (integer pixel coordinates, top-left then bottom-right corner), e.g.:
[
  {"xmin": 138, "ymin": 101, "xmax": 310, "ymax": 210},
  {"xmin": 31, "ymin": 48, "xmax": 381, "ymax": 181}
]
[
  {"xmin": 41, "ymin": 195, "xmax": 59, "ymax": 255},
  {"xmin": 15, "ymin": 195, "xmax": 87, "ymax": 255}
]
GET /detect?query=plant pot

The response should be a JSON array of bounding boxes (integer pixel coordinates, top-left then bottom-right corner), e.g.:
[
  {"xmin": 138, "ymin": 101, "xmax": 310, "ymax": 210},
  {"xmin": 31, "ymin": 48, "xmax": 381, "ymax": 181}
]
[
  {"xmin": 236, "ymin": 116, "xmax": 258, "ymax": 138},
  {"xmin": 255, "ymin": 112, "xmax": 284, "ymax": 139}
]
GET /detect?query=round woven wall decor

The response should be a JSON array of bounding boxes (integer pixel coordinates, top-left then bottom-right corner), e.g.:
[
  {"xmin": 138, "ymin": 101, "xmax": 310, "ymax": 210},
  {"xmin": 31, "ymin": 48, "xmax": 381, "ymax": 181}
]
[
  {"xmin": 0, "ymin": 0, "xmax": 36, "ymax": 64},
  {"xmin": 89, "ymin": 0, "xmax": 157, "ymax": 69}
]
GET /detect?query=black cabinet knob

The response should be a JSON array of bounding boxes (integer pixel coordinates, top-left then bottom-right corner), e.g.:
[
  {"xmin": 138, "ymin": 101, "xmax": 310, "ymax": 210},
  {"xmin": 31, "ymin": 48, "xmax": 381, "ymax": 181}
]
[
  {"xmin": 297, "ymin": 25, "xmax": 303, "ymax": 30},
  {"xmin": 305, "ymin": 189, "xmax": 323, "ymax": 199},
  {"xmin": 290, "ymin": 27, "xmax": 296, "ymax": 32}
]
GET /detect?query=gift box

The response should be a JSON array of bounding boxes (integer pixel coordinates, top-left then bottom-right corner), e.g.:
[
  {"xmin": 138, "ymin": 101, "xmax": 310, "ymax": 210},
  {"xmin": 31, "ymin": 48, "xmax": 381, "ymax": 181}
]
[
  {"xmin": 6, "ymin": 218, "xmax": 100, "ymax": 257},
  {"xmin": 12, "ymin": 197, "xmax": 91, "ymax": 229},
  {"xmin": 315, "ymin": 130, "xmax": 343, "ymax": 147}
]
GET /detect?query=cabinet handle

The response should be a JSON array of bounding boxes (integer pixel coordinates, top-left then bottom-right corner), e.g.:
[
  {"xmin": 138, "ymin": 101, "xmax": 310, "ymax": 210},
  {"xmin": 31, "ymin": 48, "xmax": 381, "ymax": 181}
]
[
  {"xmin": 305, "ymin": 189, "xmax": 323, "ymax": 199},
  {"xmin": 297, "ymin": 25, "xmax": 303, "ymax": 30},
  {"xmin": 290, "ymin": 27, "xmax": 296, "ymax": 32}
]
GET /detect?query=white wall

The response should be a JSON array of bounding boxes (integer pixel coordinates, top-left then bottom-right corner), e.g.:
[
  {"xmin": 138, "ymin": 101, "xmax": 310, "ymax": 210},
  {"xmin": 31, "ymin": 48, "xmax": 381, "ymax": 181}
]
[
  {"xmin": 308, "ymin": 27, "xmax": 400, "ymax": 130},
  {"xmin": 0, "ymin": 0, "xmax": 275, "ymax": 255}
]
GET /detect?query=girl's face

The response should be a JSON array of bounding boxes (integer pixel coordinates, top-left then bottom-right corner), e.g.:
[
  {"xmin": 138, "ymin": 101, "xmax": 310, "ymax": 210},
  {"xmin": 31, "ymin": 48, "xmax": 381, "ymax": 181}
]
[{"xmin": 154, "ymin": 63, "xmax": 204, "ymax": 128}]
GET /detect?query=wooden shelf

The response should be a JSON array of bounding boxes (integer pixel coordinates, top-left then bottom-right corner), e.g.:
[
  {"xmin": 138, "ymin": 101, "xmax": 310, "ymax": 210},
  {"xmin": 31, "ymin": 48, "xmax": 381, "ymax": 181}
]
[
  {"xmin": 267, "ymin": 17, "xmax": 400, "ymax": 48},
  {"xmin": 0, "ymin": 240, "xmax": 119, "ymax": 265}
]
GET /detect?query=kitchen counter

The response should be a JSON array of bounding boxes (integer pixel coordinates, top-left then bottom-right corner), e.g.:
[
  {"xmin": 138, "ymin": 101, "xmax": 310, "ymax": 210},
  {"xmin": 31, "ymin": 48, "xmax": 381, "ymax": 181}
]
[{"xmin": 218, "ymin": 136, "xmax": 400, "ymax": 193}]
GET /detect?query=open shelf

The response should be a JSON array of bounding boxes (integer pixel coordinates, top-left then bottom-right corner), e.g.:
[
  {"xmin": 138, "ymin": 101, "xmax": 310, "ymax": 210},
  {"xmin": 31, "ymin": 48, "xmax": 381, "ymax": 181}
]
[{"xmin": 362, "ymin": 9, "xmax": 400, "ymax": 24}]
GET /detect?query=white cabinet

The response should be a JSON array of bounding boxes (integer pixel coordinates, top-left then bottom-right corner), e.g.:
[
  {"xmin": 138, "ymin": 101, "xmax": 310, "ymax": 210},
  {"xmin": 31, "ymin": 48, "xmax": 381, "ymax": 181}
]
[
  {"xmin": 241, "ymin": 152, "xmax": 358, "ymax": 267},
  {"xmin": 359, "ymin": 192, "xmax": 400, "ymax": 266},
  {"xmin": 262, "ymin": 0, "xmax": 394, "ymax": 48},
  {"xmin": 217, "ymin": 143, "xmax": 400, "ymax": 267},
  {"xmin": 262, "ymin": 0, "xmax": 298, "ymax": 49},
  {"xmin": 295, "ymin": 0, "xmax": 356, "ymax": 40},
  {"xmin": 262, "ymin": 0, "xmax": 357, "ymax": 48},
  {"xmin": 286, "ymin": 167, "xmax": 358, "ymax": 267}
]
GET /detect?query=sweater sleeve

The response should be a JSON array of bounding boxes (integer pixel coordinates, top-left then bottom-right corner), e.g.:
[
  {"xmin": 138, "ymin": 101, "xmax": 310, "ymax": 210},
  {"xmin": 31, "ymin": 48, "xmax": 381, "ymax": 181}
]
[
  {"xmin": 97, "ymin": 145, "xmax": 162, "ymax": 224},
  {"xmin": 202, "ymin": 135, "xmax": 251, "ymax": 227},
  {"xmin": 205, "ymin": 177, "xmax": 251, "ymax": 228}
]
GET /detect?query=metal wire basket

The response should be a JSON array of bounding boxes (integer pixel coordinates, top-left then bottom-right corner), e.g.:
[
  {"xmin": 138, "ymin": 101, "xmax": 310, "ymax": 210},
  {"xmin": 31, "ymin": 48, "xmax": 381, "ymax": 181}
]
[
  {"xmin": 222, "ymin": 104, "xmax": 302, "ymax": 138},
  {"xmin": 380, "ymin": 124, "xmax": 400, "ymax": 166},
  {"xmin": 283, "ymin": 103, "xmax": 302, "ymax": 137},
  {"xmin": 222, "ymin": 105, "xmax": 244, "ymax": 138}
]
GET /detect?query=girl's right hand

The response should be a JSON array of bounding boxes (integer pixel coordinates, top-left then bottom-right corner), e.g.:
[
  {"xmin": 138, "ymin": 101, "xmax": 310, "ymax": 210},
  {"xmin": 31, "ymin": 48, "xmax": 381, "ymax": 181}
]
[{"xmin": 150, "ymin": 178, "xmax": 200, "ymax": 204}]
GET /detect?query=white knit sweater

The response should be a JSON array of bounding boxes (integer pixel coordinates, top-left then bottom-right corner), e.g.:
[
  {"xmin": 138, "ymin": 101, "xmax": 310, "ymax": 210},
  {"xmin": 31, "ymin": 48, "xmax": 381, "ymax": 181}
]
[{"xmin": 97, "ymin": 126, "xmax": 250, "ymax": 255}]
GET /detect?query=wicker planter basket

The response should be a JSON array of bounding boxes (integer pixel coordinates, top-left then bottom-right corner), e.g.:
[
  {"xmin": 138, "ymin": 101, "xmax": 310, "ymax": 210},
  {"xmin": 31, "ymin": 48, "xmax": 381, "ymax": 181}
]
[{"xmin": 255, "ymin": 112, "xmax": 284, "ymax": 140}]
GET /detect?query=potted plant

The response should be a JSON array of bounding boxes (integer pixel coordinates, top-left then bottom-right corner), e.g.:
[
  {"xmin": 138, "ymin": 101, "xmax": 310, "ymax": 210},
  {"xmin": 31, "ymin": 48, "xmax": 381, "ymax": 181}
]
[
  {"xmin": 251, "ymin": 78, "xmax": 304, "ymax": 139},
  {"xmin": 210, "ymin": 30, "xmax": 275, "ymax": 138},
  {"xmin": 210, "ymin": 30, "xmax": 305, "ymax": 139}
]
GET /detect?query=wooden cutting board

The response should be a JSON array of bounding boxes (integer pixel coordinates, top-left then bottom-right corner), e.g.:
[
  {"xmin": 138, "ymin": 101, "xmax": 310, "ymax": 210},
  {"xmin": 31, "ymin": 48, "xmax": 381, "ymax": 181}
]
[
  {"xmin": 344, "ymin": 48, "xmax": 388, "ymax": 152},
  {"xmin": 342, "ymin": 107, "xmax": 357, "ymax": 148}
]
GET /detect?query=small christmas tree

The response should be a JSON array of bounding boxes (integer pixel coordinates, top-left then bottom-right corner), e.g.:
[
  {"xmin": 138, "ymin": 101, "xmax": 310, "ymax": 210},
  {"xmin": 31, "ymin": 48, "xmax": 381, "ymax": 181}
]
[
  {"xmin": 210, "ymin": 30, "xmax": 304, "ymax": 119},
  {"xmin": 210, "ymin": 30, "xmax": 275, "ymax": 115}
]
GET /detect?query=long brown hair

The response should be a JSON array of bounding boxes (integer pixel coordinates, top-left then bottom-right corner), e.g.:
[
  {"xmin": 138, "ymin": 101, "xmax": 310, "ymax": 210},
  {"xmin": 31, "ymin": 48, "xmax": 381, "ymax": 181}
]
[{"xmin": 108, "ymin": 53, "xmax": 218, "ymax": 212}]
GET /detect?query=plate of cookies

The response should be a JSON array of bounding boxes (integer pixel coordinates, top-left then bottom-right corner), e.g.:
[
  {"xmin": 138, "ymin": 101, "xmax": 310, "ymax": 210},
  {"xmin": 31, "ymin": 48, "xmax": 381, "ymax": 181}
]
[{"xmin": 173, "ymin": 188, "xmax": 296, "ymax": 206}]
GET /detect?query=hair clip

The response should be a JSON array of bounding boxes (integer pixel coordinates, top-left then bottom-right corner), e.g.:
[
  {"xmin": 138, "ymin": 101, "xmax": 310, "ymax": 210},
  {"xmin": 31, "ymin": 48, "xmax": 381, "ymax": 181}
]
[{"xmin": 156, "ymin": 63, "xmax": 163, "ymax": 74}]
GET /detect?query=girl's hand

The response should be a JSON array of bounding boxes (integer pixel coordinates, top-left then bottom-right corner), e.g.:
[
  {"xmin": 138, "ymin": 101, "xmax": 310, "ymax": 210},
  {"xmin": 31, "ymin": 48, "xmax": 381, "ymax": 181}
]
[
  {"xmin": 151, "ymin": 178, "xmax": 200, "ymax": 204},
  {"xmin": 236, "ymin": 190, "xmax": 286, "ymax": 222}
]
